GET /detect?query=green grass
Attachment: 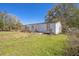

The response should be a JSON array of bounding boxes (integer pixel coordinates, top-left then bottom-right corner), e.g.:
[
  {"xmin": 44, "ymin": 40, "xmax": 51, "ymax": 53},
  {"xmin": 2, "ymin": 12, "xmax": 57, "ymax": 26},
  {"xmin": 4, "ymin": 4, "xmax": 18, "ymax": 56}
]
[{"xmin": 0, "ymin": 32, "xmax": 68, "ymax": 56}]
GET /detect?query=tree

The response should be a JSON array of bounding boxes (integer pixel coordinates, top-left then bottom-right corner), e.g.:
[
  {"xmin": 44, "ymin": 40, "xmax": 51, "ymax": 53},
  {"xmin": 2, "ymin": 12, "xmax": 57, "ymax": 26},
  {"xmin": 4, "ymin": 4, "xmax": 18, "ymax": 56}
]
[
  {"xmin": 0, "ymin": 11, "xmax": 22, "ymax": 31},
  {"xmin": 0, "ymin": 17, "xmax": 4, "ymax": 30},
  {"xmin": 45, "ymin": 3, "xmax": 79, "ymax": 32}
]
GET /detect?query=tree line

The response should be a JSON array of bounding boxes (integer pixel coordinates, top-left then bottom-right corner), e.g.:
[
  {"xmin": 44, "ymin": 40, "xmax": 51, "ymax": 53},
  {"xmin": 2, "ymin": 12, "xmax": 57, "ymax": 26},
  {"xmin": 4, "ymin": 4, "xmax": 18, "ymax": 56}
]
[{"xmin": 0, "ymin": 11, "xmax": 22, "ymax": 31}]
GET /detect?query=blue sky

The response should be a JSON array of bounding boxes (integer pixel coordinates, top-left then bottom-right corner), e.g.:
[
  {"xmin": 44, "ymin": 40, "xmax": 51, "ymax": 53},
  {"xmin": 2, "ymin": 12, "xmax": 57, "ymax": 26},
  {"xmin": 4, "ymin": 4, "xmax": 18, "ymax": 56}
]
[{"xmin": 0, "ymin": 3, "xmax": 56, "ymax": 24}]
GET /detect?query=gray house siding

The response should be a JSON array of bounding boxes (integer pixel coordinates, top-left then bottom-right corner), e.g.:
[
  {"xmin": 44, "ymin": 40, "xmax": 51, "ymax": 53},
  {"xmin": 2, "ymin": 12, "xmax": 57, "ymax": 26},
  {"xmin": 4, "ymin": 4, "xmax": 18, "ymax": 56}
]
[{"xmin": 27, "ymin": 22, "xmax": 62, "ymax": 34}]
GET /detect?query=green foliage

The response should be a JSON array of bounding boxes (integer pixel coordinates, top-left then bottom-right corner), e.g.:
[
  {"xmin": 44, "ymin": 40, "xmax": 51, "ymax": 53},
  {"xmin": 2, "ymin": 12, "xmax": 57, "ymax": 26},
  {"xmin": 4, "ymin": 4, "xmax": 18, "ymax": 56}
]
[
  {"xmin": 0, "ymin": 15, "xmax": 4, "ymax": 30},
  {"xmin": 0, "ymin": 11, "xmax": 22, "ymax": 31},
  {"xmin": 0, "ymin": 19, "xmax": 3, "ymax": 30},
  {"xmin": 45, "ymin": 3, "xmax": 79, "ymax": 29}
]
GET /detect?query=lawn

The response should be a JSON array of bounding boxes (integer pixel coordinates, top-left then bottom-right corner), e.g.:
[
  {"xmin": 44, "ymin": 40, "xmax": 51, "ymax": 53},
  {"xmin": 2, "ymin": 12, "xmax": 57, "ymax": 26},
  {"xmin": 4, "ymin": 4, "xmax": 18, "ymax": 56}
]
[{"xmin": 0, "ymin": 32, "xmax": 68, "ymax": 56}]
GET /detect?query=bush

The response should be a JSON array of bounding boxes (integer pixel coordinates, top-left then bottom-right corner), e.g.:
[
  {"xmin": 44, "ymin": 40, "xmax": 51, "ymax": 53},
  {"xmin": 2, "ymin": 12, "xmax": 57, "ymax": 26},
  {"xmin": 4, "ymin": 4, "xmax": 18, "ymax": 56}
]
[
  {"xmin": 65, "ymin": 29, "xmax": 79, "ymax": 56},
  {"xmin": 65, "ymin": 45, "xmax": 79, "ymax": 56}
]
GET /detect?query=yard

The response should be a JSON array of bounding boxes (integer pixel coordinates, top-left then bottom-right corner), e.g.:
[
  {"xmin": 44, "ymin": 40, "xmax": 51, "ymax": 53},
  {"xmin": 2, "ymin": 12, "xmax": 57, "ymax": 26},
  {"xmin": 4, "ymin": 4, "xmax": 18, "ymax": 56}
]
[{"xmin": 0, "ymin": 32, "xmax": 68, "ymax": 56}]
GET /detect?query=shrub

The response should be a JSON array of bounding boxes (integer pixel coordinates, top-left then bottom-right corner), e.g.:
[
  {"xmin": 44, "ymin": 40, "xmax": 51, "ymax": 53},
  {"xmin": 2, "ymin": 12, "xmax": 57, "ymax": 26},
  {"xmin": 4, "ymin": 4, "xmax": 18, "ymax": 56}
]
[{"xmin": 65, "ymin": 29, "xmax": 79, "ymax": 56}]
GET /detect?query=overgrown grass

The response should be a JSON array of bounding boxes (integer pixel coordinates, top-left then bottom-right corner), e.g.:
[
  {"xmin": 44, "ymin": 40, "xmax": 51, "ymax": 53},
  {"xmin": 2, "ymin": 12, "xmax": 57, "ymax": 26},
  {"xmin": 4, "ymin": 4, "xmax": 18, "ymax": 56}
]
[
  {"xmin": 65, "ymin": 32, "xmax": 79, "ymax": 56},
  {"xmin": 0, "ymin": 32, "xmax": 68, "ymax": 56}
]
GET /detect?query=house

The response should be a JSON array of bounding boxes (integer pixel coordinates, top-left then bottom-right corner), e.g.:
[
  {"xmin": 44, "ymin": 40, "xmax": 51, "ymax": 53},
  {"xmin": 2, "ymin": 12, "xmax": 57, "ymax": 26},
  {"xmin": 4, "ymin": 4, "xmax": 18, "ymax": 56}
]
[{"xmin": 26, "ymin": 21, "xmax": 62, "ymax": 34}]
